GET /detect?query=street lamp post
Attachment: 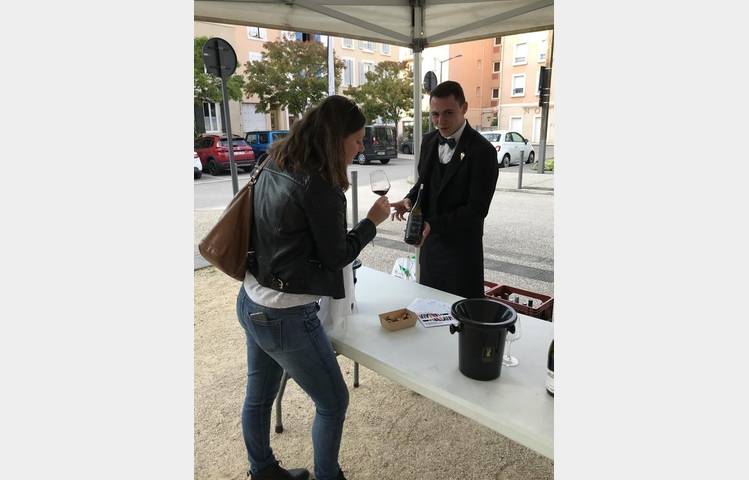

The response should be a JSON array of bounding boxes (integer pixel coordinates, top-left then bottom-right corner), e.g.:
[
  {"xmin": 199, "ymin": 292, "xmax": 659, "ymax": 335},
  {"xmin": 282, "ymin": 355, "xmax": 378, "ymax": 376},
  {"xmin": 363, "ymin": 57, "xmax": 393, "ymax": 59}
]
[{"xmin": 438, "ymin": 54, "xmax": 463, "ymax": 83}]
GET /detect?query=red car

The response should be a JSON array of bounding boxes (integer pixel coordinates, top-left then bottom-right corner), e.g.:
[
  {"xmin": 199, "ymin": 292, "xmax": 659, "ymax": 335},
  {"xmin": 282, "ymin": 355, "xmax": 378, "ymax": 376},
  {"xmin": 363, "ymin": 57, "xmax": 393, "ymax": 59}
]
[{"xmin": 194, "ymin": 134, "xmax": 256, "ymax": 176}]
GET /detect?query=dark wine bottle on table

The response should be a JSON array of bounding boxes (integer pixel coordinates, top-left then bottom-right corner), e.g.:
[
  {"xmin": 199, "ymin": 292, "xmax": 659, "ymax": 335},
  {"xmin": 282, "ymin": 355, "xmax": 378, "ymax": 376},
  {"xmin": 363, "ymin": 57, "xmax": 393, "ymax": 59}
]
[
  {"xmin": 546, "ymin": 340, "xmax": 554, "ymax": 397},
  {"xmin": 404, "ymin": 184, "xmax": 425, "ymax": 245}
]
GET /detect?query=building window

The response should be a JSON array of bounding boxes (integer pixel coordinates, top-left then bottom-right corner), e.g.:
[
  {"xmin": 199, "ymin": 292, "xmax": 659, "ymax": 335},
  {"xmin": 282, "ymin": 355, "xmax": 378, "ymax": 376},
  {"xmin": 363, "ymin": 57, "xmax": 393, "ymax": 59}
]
[
  {"xmin": 494, "ymin": 36, "xmax": 502, "ymax": 45},
  {"xmin": 536, "ymin": 71, "xmax": 542, "ymax": 96},
  {"xmin": 359, "ymin": 61, "xmax": 375, "ymax": 84},
  {"xmin": 510, "ymin": 116, "xmax": 523, "ymax": 133},
  {"xmin": 477, "ymin": 59, "xmax": 482, "ymax": 70},
  {"xmin": 533, "ymin": 116, "xmax": 542, "ymax": 142},
  {"xmin": 342, "ymin": 38, "xmax": 354, "ymax": 49},
  {"xmin": 359, "ymin": 40, "xmax": 375, "ymax": 52},
  {"xmin": 492, "ymin": 88, "xmax": 499, "ymax": 99},
  {"xmin": 538, "ymin": 38, "xmax": 548, "ymax": 62},
  {"xmin": 248, "ymin": 52, "xmax": 263, "ymax": 63},
  {"xmin": 381, "ymin": 43, "xmax": 391, "ymax": 55},
  {"xmin": 280, "ymin": 31, "xmax": 296, "ymax": 41},
  {"xmin": 513, "ymin": 42, "xmax": 528, "ymax": 65},
  {"xmin": 203, "ymin": 102, "xmax": 221, "ymax": 132},
  {"xmin": 512, "ymin": 74, "xmax": 526, "ymax": 97},
  {"xmin": 247, "ymin": 27, "xmax": 267, "ymax": 40},
  {"xmin": 342, "ymin": 58, "xmax": 354, "ymax": 86},
  {"xmin": 475, "ymin": 86, "xmax": 481, "ymax": 97},
  {"xmin": 493, "ymin": 62, "xmax": 501, "ymax": 73}
]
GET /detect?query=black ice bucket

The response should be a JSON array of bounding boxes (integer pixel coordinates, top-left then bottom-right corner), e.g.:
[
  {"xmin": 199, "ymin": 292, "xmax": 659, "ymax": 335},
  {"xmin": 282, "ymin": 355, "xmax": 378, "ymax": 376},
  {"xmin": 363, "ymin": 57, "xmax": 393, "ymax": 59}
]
[{"xmin": 450, "ymin": 298, "xmax": 517, "ymax": 381}]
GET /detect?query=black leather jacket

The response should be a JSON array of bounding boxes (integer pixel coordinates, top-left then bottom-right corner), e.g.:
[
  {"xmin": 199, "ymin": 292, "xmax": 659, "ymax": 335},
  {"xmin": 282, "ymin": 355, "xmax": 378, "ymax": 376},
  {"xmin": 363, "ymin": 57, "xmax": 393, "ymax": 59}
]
[{"xmin": 247, "ymin": 159, "xmax": 376, "ymax": 299}]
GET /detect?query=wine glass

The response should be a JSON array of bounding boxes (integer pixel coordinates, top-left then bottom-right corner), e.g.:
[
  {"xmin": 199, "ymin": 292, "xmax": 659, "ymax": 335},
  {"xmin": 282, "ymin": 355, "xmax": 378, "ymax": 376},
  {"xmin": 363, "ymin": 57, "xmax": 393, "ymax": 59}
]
[
  {"xmin": 370, "ymin": 170, "xmax": 390, "ymax": 196},
  {"xmin": 502, "ymin": 318, "xmax": 522, "ymax": 367}
]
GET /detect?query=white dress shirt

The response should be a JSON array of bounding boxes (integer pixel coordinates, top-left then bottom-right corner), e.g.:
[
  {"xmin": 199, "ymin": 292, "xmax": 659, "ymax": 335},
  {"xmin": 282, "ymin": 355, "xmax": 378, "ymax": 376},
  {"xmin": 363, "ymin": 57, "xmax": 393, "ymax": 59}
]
[{"xmin": 438, "ymin": 120, "xmax": 467, "ymax": 164}]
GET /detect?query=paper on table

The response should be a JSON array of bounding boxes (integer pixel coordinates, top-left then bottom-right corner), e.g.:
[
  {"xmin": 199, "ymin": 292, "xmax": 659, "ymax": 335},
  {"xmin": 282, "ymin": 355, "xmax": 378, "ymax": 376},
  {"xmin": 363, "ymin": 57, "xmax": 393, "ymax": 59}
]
[
  {"xmin": 407, "ymin": 298, "xmax": 457, "ymax": 328},
  {"xmin": 407, "ymin": 298, "xmax": 451, "ymax": 315}
]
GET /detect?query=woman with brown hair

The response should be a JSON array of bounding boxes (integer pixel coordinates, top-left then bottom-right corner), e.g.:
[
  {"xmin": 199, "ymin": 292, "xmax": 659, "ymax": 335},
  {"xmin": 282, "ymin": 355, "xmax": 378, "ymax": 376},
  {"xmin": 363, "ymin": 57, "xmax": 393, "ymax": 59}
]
[{"xmin": 236, "ymin": 95, "xmax": 390, "ymax": 480}]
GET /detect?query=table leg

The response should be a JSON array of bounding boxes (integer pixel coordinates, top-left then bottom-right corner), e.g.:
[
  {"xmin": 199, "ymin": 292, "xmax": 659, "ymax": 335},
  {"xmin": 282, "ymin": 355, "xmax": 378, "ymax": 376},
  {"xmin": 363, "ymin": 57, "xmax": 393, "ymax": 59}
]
[{"xmin": 274, "ymin": 370, "xmax": 289, "ymax": 433}]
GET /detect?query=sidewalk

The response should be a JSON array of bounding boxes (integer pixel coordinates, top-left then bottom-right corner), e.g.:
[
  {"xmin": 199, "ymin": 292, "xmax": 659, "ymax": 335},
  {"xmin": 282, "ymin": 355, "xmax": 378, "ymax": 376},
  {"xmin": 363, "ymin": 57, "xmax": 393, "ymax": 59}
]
[{"xmin": 496, "ymin": 170, "xmax": 554, "ymax": 194}]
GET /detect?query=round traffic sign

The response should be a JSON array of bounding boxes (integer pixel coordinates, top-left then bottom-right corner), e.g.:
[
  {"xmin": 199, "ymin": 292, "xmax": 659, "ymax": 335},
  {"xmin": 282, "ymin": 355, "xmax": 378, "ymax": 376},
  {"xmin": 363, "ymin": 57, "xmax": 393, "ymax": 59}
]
[
  {"xmin": 202, "ymin": 37, "xmax": 238, "ymax": 80},
  {"xmin": 423, "ymin": 71, "xmax": 438, "ymax": 93}
]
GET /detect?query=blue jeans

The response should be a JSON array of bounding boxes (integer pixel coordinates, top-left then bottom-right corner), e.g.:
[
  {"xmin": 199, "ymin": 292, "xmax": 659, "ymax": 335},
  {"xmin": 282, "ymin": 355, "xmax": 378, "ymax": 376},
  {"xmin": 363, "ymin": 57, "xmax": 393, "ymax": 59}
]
[{"xmin": 236, "ymin": 286, "xmax": 349, "ymax": 480}]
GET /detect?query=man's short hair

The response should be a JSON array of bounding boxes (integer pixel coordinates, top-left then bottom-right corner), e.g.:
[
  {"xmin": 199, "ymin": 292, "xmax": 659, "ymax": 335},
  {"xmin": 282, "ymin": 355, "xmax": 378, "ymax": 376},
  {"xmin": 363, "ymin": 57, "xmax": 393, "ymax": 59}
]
[{"xmin": 430, "ymin": 81, "xmax": 466, "ymax": 105}]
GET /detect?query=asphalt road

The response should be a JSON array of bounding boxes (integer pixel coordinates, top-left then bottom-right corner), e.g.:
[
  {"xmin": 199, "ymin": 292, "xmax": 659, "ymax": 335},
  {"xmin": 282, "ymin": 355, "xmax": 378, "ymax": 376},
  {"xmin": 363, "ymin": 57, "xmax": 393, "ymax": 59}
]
[{"xmin": 194, "ymin": 154, "xmax": 539, "ymax": 209}]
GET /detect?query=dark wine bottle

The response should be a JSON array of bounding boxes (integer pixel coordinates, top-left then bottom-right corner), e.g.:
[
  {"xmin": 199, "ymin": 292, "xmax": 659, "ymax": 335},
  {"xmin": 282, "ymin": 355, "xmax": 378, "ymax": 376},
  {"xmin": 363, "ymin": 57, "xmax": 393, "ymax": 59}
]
[
  {"xmin": 546, "ymin": 340, "xmax": 554, "ymax": 397},
  {"xmin": 404, "ymin": 184, "xmax": 425, "ymax": 245}
]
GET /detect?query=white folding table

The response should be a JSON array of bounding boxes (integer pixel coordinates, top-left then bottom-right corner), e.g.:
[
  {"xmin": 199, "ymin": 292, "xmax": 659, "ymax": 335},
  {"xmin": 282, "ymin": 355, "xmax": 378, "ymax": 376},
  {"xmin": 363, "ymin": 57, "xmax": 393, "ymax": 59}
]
[{"xmin": 326, "ymin": 267, "xmax": 554, "ymax": 459}]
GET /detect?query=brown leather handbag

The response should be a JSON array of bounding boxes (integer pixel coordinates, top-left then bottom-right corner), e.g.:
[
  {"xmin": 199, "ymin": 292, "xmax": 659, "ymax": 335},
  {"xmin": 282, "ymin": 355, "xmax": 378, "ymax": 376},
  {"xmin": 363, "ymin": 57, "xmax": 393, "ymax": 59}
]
[{"xmin": 198, "ymin": 156, "xmax": 269, "ymax": 281}]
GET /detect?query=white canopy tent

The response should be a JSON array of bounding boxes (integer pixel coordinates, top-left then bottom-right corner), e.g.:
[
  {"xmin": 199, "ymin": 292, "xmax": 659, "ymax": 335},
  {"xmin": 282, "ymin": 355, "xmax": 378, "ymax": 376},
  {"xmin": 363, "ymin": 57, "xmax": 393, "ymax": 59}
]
[{"xmin": 195, "ymin": 0, "xmax": 554, "ymax": 171}]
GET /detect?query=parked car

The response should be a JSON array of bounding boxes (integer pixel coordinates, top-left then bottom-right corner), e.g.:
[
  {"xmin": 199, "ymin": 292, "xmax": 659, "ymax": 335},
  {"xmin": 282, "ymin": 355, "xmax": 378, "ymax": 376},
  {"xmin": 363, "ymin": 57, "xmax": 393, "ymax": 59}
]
[
  {"xmin": 194, "ymin": 151, "xmax": 202, "ymax": 179},
  {"xmin": 399, "ymin": 137, "xmax": 414, "ymax": 155},
  {"xmin": 479, "ymin": 130, "xmax": 535, "ymax": 168},
  {"xmin": 245, "ymin": 130, "xmax": 289, "ymax": 158},
  {"xmin": 194, "ymin": 134, "xmax": 256, "ymax": 176},
  {"xmin": 356, "ymin": 124, "xmax": 397, "ymax": 165}
]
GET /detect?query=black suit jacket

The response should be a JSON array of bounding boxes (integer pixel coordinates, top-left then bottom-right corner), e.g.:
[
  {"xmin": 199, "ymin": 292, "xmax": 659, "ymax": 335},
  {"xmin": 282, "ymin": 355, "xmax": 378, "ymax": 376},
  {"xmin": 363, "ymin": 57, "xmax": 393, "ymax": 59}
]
[{"xmin": 405, "ymin": 121, "xmax": 499, "ymax": 298}]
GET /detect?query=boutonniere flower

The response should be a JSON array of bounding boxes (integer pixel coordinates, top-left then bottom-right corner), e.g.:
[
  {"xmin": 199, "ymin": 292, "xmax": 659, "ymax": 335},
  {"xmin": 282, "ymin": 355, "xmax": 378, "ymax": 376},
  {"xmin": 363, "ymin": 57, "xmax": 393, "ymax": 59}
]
[{"xmin": 460, "ymin": 152, "xmax": 466, "ymax": 161}]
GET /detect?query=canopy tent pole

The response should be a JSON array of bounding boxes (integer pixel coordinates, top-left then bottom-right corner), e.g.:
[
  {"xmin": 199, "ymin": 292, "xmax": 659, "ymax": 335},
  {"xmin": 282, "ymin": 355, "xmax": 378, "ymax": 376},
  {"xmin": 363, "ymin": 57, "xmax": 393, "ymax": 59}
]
[
  {"xmin": 412, "ymin": 2, "xmax": 424, "ymax": 282},
  {"xmin": 327, "ymin": 35, "xmax": 335, "ymax": 96}
]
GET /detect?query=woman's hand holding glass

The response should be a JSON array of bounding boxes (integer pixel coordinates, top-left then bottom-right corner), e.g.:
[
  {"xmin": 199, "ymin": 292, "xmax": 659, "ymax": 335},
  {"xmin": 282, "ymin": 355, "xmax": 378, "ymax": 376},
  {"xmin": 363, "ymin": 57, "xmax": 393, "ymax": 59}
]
[{"xmin": 367, "ymin": 195, "xmax": 390, "ymax": 226}]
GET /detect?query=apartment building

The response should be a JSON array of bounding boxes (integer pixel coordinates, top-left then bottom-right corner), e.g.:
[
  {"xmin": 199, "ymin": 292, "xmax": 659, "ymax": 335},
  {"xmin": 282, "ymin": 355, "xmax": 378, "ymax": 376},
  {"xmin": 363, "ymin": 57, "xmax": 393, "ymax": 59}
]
[
  {"xmin": 194, "ymin": 22, "xmax": 403, "ymax": 136},
  {"xmin": 448, "ymin": 30, "xmax": 554, "ymax": 146},
  {"xmin": 447, "ymin": 38, "xmax": 500, "ymax": 129},
  {"xmin": 335, "ymin": 37, "xmax": 402, "ymax": 95},
  {"xmin": 499, "ymin": 31, "xmax": 555, "ymax": 145}
]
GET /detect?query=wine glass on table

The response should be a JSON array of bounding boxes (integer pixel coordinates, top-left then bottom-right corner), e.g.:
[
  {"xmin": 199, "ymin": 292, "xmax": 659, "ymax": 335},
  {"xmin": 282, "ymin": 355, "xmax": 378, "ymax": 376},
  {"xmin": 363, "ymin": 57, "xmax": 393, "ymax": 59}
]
[
  {"xmin": 370, "ymin": 170, "xmax": 390, "ymax": 197},
  {"xmin": 502, "ymin": 318, "xmax": 522, "ymax": 367}
]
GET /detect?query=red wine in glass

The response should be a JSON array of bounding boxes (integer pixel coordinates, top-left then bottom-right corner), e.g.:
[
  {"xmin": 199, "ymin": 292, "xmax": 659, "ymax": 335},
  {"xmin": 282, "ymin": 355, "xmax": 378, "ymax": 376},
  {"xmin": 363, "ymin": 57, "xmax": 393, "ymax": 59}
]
[{"xmin": 370, "ymin": 170, "xmax": 390, "ymax": 196}]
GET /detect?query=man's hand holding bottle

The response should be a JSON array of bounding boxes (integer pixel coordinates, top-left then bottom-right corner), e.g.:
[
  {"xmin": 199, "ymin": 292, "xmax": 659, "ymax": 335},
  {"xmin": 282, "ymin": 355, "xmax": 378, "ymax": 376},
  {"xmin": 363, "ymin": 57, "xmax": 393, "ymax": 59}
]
[{"xmin": 391, "ymin": 186, "xmax": 430, "ymax": 247}]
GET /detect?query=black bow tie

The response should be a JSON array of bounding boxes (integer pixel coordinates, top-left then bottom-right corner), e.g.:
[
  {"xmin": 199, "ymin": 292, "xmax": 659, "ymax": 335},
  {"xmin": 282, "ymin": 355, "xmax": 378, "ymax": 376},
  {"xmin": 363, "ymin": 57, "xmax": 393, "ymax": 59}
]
[{"xmin": 438, "ymin": 136, "xmax": 457, "ymax": 148}]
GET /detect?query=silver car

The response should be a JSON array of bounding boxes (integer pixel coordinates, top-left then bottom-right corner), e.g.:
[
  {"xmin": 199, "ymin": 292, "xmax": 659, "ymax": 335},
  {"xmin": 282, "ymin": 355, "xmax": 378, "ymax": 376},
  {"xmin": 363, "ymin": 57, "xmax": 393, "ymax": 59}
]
[{"xmin": 480, "ymin": 130, "xmax": 535, "ymax": 168}]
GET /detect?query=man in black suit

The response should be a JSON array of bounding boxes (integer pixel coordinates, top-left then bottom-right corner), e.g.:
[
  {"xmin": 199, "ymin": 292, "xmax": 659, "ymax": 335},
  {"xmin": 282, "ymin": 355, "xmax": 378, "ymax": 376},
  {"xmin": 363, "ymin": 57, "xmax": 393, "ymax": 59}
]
[{"xmin": 392, "ymin": 81, "xmax": 499, "ymax": 298}]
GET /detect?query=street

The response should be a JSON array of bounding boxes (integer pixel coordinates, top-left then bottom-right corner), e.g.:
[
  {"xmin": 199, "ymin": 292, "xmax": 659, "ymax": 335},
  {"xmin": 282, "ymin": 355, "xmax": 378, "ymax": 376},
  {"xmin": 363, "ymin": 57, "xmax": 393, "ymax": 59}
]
[
  {"xmin": 194, "ymin": 153, "xmax": 554, "ymax": 297},
  {"xmin": 194, "ymin": 154, "xmax": 542, "ymax": 208}
]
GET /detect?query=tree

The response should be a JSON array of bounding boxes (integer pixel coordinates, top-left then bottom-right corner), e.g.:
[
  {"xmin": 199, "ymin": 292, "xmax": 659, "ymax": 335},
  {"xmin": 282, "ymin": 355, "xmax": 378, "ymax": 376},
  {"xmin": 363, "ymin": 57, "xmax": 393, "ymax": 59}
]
[
  {"xmin": 242, "ymin": 39, "xmax": 344, "ymax": 117},
  {"xmin": 194, "ymin": 36, "xmax": 245, "ymax": 105},
  {"xmin": 344, "ymin": 60, "xmax": 413, "ymax": 124}
]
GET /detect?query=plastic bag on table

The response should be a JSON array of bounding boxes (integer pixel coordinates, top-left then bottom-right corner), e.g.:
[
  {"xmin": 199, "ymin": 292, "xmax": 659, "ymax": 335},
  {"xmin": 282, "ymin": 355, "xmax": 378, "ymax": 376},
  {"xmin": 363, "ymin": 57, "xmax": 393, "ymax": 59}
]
[
  {"xmin": 391, "ymin": 255, "xmax": 416, "ymax": 282},
  {"xmin": 318, "ymin": 262, "xmax": 356, "ymax": 335}
]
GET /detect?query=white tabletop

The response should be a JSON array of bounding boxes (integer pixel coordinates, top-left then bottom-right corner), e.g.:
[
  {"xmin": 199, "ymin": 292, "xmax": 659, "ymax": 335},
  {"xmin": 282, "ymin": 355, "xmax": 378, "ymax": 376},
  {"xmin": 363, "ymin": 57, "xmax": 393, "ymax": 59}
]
[{"xmin": 329, "ymin": 267, "xmax": 554, "ymax": 459}]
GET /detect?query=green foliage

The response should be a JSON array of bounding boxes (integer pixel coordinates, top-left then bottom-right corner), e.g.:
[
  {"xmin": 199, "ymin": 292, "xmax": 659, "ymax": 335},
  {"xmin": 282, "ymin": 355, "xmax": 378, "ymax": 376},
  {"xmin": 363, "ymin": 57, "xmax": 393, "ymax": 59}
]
[
  {"xmin": 242, "ymin": 39, "xmax": 344, "ymax": 117},
  {"xmin": 344, "ymin": 60, "xmax": 413, "ymax": 124},
  {"xmin": 532, "ymin": 157, "xmax": 554, "ymax": 172},
  {"xmin": 194, "ymin": 37, "xmax": 245, "ymax": 104}
]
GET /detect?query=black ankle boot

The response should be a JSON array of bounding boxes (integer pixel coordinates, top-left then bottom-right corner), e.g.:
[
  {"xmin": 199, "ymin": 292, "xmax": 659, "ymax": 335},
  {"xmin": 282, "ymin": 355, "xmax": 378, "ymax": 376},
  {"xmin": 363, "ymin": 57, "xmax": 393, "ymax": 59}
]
[
  {"xmin": 337, "ymin": 469, "xmax": 347, "ymax": 480},
  {"xmin": 249, "ymin": 461, "xmax": 310, "ymax": 480}
]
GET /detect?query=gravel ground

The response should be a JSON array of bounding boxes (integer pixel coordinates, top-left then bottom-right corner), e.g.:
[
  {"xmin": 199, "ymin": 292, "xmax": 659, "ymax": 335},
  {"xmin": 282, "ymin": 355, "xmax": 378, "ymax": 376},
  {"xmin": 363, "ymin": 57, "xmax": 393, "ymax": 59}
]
[{"xmin": 195, "ymin": 267, "xmax": 553, "ymax": 480}]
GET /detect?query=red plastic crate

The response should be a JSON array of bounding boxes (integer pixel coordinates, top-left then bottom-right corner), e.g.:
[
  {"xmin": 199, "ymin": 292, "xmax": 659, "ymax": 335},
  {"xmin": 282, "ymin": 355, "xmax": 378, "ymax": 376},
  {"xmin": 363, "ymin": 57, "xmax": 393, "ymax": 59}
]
[
  {"xmin": 483, "ymin": 280, "xmax": 499, "ymax": 294},
  {"xmin": 485, "ymin": 284, "xmax": 554, "ymax": 321}
]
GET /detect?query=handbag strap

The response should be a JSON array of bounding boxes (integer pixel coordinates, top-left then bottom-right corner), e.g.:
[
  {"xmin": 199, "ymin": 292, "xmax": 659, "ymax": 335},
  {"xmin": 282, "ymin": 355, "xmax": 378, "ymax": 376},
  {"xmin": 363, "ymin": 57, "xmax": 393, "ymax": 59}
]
[{"xmin": 249, "ymin": 153, "xmax": 270, "ymax": 186}]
